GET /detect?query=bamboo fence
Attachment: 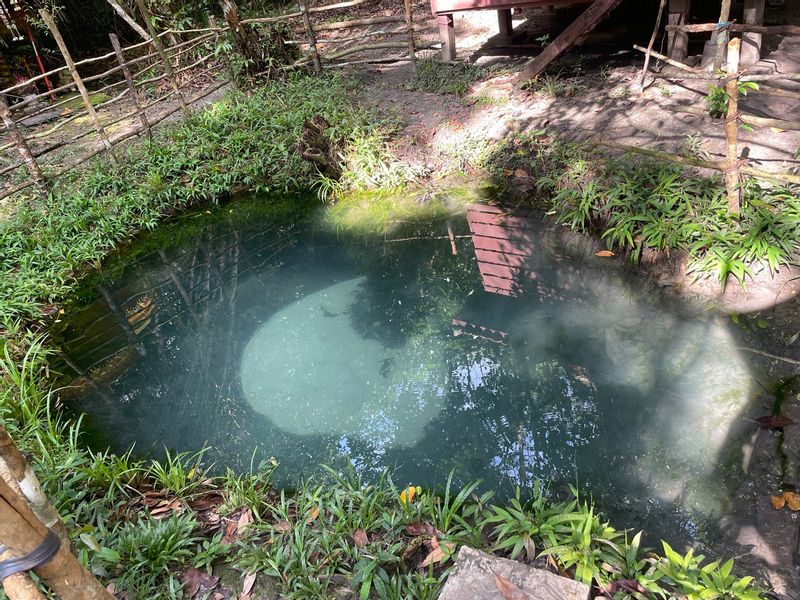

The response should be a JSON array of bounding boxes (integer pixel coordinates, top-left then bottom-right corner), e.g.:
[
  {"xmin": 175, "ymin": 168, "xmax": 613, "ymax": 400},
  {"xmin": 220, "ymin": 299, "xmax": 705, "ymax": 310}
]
[
  {"xmin": 0, "ymin": 0, "xmax": 430, "ymax": 202},
  {"xmin": 634, "ymin": 12, "xmax": 800, "ymax": 213}
]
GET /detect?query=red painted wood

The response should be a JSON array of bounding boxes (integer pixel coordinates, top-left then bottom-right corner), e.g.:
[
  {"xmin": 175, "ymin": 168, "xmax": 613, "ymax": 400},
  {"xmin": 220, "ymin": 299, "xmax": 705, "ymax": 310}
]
[{"xmin": 431, "ymin": 0, "xmax": 589, "ymax": 15}]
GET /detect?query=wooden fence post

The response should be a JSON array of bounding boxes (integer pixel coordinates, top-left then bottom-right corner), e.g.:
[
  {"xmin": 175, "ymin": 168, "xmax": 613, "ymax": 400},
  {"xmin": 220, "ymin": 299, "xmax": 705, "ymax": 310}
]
[
  {"xmin": 299, "ymin": 0, "xmax": 323, "ymax": 74},
  {"xmin": 109, "ymin": 33, "xmax": 151, "ymax": 139},
  {"xmin": 724, "ymin": 37, "xmax": 741, "ymax": 215},
  {"xmin": 0, "ymin": 477, "xmax": 115, "ymax": 600},
  {"xmin": 404, "ymin": 0, "xmax": 418, "ymax": 75},
  {"xmin": 219, "ymin": 0, "xmax": 262, "ymax": 77},
  {"xmin": 134, "ymin": 0, "xmax": 190, "ymax": 117},
  {"xmin": 638, "ymin": 0, "xmax": 668, "ymax": 89},
  {"xmin": 0, "ymin": 96, "xmax": 46, "ymax": 190},
  {"xmin": 713, "ymin": 0, "xmax": 732, "ymax": 73},
  {"xmin": 208, "ymin": 15, "xmax": 238, "ymax": 89},
  {"xmin": 38, "ymin": 9, "xmax": 117, "ymax": 163}
]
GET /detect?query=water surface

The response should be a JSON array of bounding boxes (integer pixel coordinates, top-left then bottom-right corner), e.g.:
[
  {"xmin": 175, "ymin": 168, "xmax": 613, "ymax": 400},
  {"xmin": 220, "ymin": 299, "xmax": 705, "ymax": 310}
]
[{"xmin": 56, "ymin": 193, "xmax": 768, "ymax": 548}]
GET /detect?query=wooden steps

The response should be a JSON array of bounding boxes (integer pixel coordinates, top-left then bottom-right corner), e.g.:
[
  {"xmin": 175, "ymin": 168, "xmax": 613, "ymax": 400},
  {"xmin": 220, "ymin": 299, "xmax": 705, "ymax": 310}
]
[{"xmin": 517, "ymin": 0, "xmax": 624, "ymax": 83}]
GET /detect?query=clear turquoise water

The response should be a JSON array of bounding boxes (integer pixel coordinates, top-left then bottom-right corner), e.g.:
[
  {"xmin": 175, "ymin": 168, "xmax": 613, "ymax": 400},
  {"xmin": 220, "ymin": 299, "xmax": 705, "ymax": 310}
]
[{"xmin": 56, "ymin": 193, "xmax": 765, "ymax": 547}]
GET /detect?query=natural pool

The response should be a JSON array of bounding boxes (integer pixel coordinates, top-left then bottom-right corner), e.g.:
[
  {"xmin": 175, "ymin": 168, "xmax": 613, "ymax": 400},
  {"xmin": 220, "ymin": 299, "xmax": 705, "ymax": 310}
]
[{"xmin": 55, "ymin": 192, "xmax": 770, "ymax": 549}]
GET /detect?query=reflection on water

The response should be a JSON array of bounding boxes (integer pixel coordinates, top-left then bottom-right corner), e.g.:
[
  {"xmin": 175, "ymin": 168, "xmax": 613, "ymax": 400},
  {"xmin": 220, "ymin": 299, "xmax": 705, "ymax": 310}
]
[{"xmin": 55, "ymin": 195, "xmax": 762, "ymax": 549}]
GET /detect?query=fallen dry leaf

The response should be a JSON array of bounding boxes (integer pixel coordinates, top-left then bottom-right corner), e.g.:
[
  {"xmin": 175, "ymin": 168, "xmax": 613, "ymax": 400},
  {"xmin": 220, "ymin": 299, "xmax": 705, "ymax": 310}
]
[
  {"xmin": 182, "ymin": 567, "xmax": 219, "ymax": 599},
  {"xmin": 513, "ymin": 168, "xmax": 530, "ymax": 179},
  {"xmin": 237, "ymin": 509, "xmax": 254, "ymax": 534},
  {"xmin": 494, "ymin": 572, "xmax": 531, "ymax": 600},
  {"xmin": 353, "ymin": 528, "xmax": 368, "ymax": 548},
  {"xmin": 770, "ymin": 495, "xmax": 786, "ymax": 510},
  {"xmin": 399, "ymin": 486, "xmax": 417, "ymax": 504},
  {"xmin": 756, "ymin": 415, "xmax": 794, "ymax": 429},
  {"xmin": 784, "ymin": 491, "xmax": 800, "ymax": 511},
  {"xmin": 601, "ymin": 579, "xmax": 649, "ymax": 596},
  {"xmin": 221, "ymin": 520, "xmax": 238, "ymax": 545},
  {"xmin": 405, "ymin": 521, "xmax": 435, "ymax": 537},
  {"xmin": 595, "ymin": 250, "xmax": 615, "ymax": 257},
  {"xmin": 273, "ymin": 520, "xmax": 292, "ymax": 533},
  {"xmin": 241, "ymin": 572, "xmax": 256, "ymax": 599},
  {"xmin": 305, "ymin": 507, "xmax": 320, "ymax": 525},
  {"xmin": 421, "ymin": 537, "xmax": 454, "ymax": 567}
]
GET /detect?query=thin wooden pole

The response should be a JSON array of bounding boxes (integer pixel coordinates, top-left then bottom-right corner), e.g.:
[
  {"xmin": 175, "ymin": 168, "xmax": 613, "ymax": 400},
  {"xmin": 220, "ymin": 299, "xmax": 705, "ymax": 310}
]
[
  {"xmin": 713, "ymin": 0, "xmax": 732, "ymax": 73},
  {"xmin": 105, "ymin": 0, "xmax": 150, "ymax": 41},
  {"xmin": 208, "ymin": 15, "xmax": 238, "ymax": 89},
  {"xmin": 0, "ymin": 96, "xmax": 46, "ymax": 190},
  {"xmin": 299, "ymin": 0, "xmax": 322, "ymax": 74},
  {"xmin": 0, "ymin": 478, "xmax": 115, "ymax": 600},
  {"xmin": 38, "ymin": 9, "xmax": 117, "ymax": 163},
  {"xmin": 638, "ymin": 0, "xmax": 668, "ymax": 89},
  {"xmin": 134, "ymin": 0, "xmax": 190, "ymax": 116},
  {"xmin": 404, "ymin": 0, "xmax": 418, "ymax": 76},
  {"xmin": 220, "ymin": 0, "xmax": 262, "ymax": 77},
  {"xmin": 109, "ymin": 33, "xmax": 151, "ymax": 139},
  {"xmin": 724, "ymin": 37, "xmax": 741, "ymax": 215}
]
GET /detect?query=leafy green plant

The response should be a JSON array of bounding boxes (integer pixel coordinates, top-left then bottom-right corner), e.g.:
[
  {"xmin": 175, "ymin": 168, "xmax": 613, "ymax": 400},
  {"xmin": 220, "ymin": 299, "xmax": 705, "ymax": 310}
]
[{"xmin": 148, "ymin": 447, "xmax": 210, "ymax": 498}]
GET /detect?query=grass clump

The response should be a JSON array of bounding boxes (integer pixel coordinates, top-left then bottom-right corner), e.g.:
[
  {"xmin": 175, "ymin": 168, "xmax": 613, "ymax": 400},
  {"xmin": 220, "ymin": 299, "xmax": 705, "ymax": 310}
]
[
  {"xmin": 485, "ymin": 132, "xmax": 800, "ymax": 286},
  {"xmin": 403, "ymin": 58, "xmax": 484, "ymax": 96},
  {"xmin": 0, "ymin": 74, "xmax": 376, "ymax": 324}
]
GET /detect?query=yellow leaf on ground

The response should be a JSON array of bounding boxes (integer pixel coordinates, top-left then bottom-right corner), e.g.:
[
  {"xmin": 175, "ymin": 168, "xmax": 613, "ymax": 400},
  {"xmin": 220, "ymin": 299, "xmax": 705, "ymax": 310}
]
[
  {"xmin": 305, "ymin": 507, "xmax": 320, "ymax": 524},
  {"xmin": 769, "ymin": 127, "xmax": 785, "ymax": 133},
  {"xmin": 783, "ymin": 491, "xmax": 800, "ymax": 511},
  {"xmin": 771, "ymin": 495, "xmax": 786, "ymax": 510},
  {"xmin": 400, "ymin": 486, "xmax": 416, "ymax": 504},
  {"xmin": 494, "ymin": 573, "xmax": 532, "ymax": 600},
  {"xmin": 595, "ymin": 250, "xmax": 615, "ymax": 257},
  {"xmin": 421, "ymin": 539, "xmax": 454, "ymax": 567}
]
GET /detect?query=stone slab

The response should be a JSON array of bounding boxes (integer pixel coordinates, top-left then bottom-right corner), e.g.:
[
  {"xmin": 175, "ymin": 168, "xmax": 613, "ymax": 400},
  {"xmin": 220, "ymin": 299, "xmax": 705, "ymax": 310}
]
[{"xmin": 438, "ymin": 546, "xmax": 590, "ymax": 600}]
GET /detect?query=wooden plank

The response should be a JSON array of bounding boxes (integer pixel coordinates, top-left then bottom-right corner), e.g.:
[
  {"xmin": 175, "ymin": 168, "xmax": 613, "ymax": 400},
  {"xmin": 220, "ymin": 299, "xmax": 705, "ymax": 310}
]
[
  {"xmin": 498, "ymin": 8, "xmax": 513, "ymax": 40},
  {"xmin": 741, "ymin": 0, "xmax": 765, "ymax": 65},
  {"xmin": 431, "ymin": 0, "xmax": 589, "ymax": 15},
  {"xmin": 517, "ymin": 0, "xmax": 624, "ymax": 83},
  {"xmin": 437, "ymin": 14, "xmax": 456, "ymax": 62},
  {"xmin": 666, "ymin": 0, "xmax": 690, "ymax": 61}
]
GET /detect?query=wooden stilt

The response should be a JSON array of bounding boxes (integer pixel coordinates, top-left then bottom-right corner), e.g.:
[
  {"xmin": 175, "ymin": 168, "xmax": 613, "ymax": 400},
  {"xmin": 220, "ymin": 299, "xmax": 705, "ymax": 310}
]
[
  {"xmin": 497, "ymin": 8, "xmax": 513, "ymax": 41},
  {"xmin": 666, "ymin": 0, "xmax": 690, "ymax": 62},
  {"xmin": 38, "ymin": 9, "xmax": 117, "ymax": 163},
  {"xmin": 109, "ymin": 33, "xmax": 151, "ymax": 139},
  {"xmin": 299, "ymin": 0, "xmax": 323, "ymax": 73},
  {"xmin": 741, "ymin": 0, "xmax": 765, "ymax": 65},
  {"xmin": 437, "ymin": 14, "xmax": 455, "ymax": 62},
  {"xmin": 0, "ymin": 96, "xmax": 46, "ymax": 190},
  {"xmin": 134, "ymin": 0, "xmax": 190, "ymax": 117}
]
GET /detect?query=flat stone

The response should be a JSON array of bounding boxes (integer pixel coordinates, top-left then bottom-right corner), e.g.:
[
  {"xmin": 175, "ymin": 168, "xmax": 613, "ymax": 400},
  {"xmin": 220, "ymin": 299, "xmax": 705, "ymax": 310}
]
[{"xmin": 438, "ymin": 547, "xmax": 590, "ymax": 600}]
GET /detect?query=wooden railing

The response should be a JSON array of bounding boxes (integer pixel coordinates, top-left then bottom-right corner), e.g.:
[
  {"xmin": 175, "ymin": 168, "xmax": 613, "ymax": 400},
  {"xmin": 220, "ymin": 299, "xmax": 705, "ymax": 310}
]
[{"xmin": 0, "ymin": 0, "xmax": 432, "ymax": 202}]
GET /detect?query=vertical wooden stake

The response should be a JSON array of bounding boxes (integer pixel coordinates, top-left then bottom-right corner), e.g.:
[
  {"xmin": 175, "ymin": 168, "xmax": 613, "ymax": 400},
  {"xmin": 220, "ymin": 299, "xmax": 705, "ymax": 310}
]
[
  {"xmin": 299, "ymin": 0, "xmax": 322, "ymax": 73},
  {"xmin": 39, "ymin": 9, "xmax": 117, "ymax": 163},
  {"xmin": 134, "ymin": 0, "xmax": 190, "ymax": 116},
  {"xmin": 404, "ymin": 0, "xmax": 418, "ymax": 75},
  {"xmin": 713, "ymin": 0, "xmax": 732, "ymax": 73},
  {"xmin": 208, "ymin": 15, "xmax": 238, "ymax": 89},
  {"xmin": 724, "ymin": 37, "xmax": 741, "ymax": 215},
  {"xmin": 437, "ymin": 14, "xmax": 456, "ymax": 63},
  {"xmin": 0, "ymin": 478, "xmax": 115, "ymax": 600},
  {"xmin": 741, "ymin": 0, "xmax": 765, "ymax": 65},
  {"xmin": 0, "ymin": 96, "xmax": 46, "ymax": 190},
  {"xmin": 638, "ymin": 0, "xmax": 668, "ymax": 90},
  {"xmin": 666, "ymin": 0, "xmax": 690, "ymax": 62},
  {"xmin": 109, "ymin": 33, "xmax": 151, "ymax": 139},
  {"xmin": 219, "ymin": 0, "xmax": 262, "ymax": 77}
]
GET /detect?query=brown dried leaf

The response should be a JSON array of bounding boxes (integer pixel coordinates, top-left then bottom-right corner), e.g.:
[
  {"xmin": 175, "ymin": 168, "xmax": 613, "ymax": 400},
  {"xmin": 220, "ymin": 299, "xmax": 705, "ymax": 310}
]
[
  {"xmin": 420, "ymin": 538, "xmax": 454, "ymax": 567},
  {"xmin": 494, "ymin": 573, "xmax": 531, "ymax": 600},
  {"xmin": 273, "ymin": 520, "xmax": 292, "ymax": 533},
  {"xmin": 771, "ymin": 495, "xmax": 786, "ymax": 510},
  {"xmin": 241, "ymin": 572, "xmax": 256, "ymax": 597},
  {"xmin": 182, "ymin": 567, "xmax": 219, "ymax": 599},
  {"xmin": 513, "ymin": 168, "xmax": 530, "ymax": 179},
  {"xmin": 595, "ymin": 250, "xmax": 615, "ymax": 257},
  {"xmin": 353, "ymin": 528, "xmax": 369, "ymax": 548},
  {"xmin": 221, "ymin": 520, "xmax": 238, "ymax": 545},
  {"xmin": 405, "ymin": 521, "xmax": 434, "ymax": 537},
  {"xmin": 784, "ymin": 491, "xmax": 800, "ymax": 511},
  {"xmin": 756, "ymin": 415, "xmax": 794, "ymax": 429},
  {"xmin": 305, "ymin": 507, "xmax": 320, "ymax": 525},
  {"xmin": 602, "ymin": 579, "xmax": 649, "ymax": 596},
  {"xmin": 237, "ymin": 509, "xmax": 254, "ymax": 534}
]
